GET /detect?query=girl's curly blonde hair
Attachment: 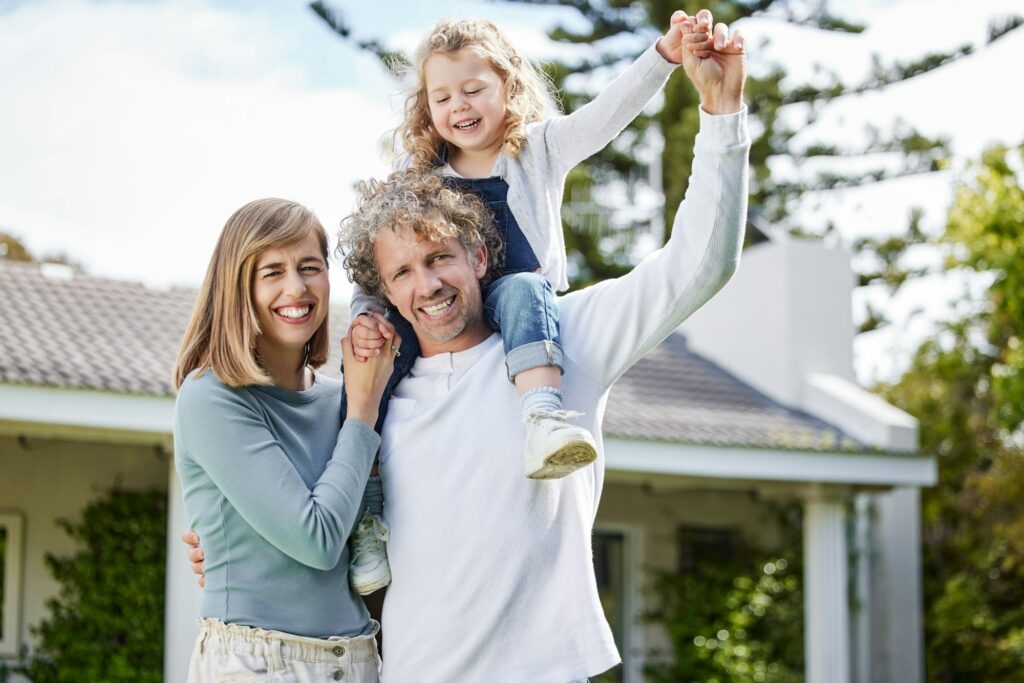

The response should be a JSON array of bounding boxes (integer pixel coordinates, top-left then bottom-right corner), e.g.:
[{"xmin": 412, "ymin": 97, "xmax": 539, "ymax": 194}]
[
  {"xmin": 338, "ymin": 169, "xmax": 505, "ymax": 304},
  {"xmin": 393, "ymin": 18, "xmax": 560, "ymax": 170}
]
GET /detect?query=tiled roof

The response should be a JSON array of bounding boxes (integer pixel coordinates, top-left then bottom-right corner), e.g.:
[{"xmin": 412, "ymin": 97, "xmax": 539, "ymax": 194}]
[
  {"xmin": 0, "ymin": 260, "xmax": 864, "ymax": 452},
  {"xmin": 605, "ymin": 334, "xmax": 865, "ymax": 451}
]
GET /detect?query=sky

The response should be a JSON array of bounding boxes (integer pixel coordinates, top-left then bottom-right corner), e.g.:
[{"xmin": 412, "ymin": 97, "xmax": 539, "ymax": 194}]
[{"xmin": 1, "ymin": 0, "xmax": 1022, "ymax": 384}]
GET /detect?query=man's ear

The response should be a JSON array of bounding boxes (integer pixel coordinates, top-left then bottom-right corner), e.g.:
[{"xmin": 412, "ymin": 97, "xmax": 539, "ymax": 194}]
[{"xmin": 472, "ymin": 242, "xmax": 488, "ymax": 279}]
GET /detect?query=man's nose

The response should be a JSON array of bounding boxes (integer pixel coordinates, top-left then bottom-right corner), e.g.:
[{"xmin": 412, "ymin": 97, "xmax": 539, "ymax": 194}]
[{"xmin": 413, "ymin": 269, "xmax": 443, "ymax": 298}]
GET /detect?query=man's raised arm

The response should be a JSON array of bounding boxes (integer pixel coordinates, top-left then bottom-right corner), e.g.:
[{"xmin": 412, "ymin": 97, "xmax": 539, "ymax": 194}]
[{"xmin": 559, "ymin": 12, "xmax": 750, "ymax": 388}]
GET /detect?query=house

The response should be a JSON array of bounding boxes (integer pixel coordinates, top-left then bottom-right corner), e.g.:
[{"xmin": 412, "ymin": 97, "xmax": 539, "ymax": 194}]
[{"xmin": 0, "ymin": 236, "xmax": 935, "ymax": 683}]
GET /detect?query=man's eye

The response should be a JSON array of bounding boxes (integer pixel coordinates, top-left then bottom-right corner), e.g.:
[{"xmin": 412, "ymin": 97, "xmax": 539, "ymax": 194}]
[{"xmin": 302, "ymin": 265, "xmax": 322, "ymax": 273}]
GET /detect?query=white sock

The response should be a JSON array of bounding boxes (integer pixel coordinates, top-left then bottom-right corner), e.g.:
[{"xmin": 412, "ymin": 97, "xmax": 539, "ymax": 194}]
[{"xmin": 521, "ymin": 386, "xmax": 562, "ymax": 421}]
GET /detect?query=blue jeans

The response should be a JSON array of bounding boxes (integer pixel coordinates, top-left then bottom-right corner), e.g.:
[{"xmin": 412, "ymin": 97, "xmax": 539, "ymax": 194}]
[{"xmin": 484, "ymin": 271, "xmax": 563, "ymax": 381}]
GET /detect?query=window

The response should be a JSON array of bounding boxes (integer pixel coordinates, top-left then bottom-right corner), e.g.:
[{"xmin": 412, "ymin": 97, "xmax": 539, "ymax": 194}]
[
  {"xmin": 593, "ymin": 527, "xmax": 642, "ymax": 683},
  {"xmin": 677, "ymin": 524, "xmax": 737, "ymax": 573},
  {"xmin": 0, "ymin": 512, "xmax": 24, "ymax": 657}
]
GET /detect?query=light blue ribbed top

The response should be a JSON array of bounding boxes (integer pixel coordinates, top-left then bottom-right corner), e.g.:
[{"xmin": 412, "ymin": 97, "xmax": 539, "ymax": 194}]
[{"xmin": 174, "ymin": 368, "xmax": 378, "ymax": 638}]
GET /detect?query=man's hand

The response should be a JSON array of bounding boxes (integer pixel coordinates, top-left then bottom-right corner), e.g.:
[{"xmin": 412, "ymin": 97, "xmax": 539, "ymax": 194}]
[
  {"xmin": 181, "ymin": 530, "xmax": 205, "ymax": 588},
  {"xmin": 679, "ymin": 9, "xmax": 746, "ymax": 115},
  {"xmin": 350, "ymin": 312, "xmax": 392, "ymax": 362}
]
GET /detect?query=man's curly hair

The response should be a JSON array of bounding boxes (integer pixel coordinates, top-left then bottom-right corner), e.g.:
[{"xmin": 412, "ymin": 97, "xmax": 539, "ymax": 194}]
[{"xmin": 338, "ymin": 169, "xmax": 505, "ymax": 304}]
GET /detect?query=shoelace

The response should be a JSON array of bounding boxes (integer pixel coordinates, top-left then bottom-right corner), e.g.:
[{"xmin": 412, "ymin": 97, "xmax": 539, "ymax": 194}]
[
  {"xmin": 523, "ymin": 408, "xmax": 585, "ymax": 425},
  {"xmin": 352, "ymin": 515, "xmax": 390, "ymax": 558}
]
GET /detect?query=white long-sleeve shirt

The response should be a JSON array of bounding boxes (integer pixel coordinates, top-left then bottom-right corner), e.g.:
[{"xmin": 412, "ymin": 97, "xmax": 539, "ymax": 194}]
[
  {"xmin": 351, "ymin": 42, "xmax": 679, "ymax": 317},
  {"xmin": 377, "ymin": 107, "xmax": 751, "ymax": 683}
]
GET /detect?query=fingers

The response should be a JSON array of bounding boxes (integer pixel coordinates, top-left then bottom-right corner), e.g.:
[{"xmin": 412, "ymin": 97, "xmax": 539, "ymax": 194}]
[
  {"xmin": 198, "ymin": 575, "xmax": 205, "ymax": 589},
  {"xmin": 670, "ymin": 10, "xmax": 689, "ymax": 26},
  {"xmin": 188, "ymin": 546, "xmax": 204, "ymax": 563},
  {"xmin": 695, "ymin": 9, "xmax": 713, "ymax": 32},
  {"xmin": 181, "ymin": 530, "xmax": 199, "ymax": 547},
  {"xmin": 724, "ymin": 27, "xmax": 745, "ymax": 54}
]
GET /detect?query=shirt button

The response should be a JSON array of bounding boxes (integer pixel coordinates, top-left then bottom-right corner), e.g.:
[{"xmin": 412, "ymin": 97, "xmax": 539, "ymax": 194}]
[
  {"xmin": 333, "ymin": 670, "xmax": 344, "ymax": 681},
  {"xmin": 332, "ymin": 645, "xmax": 345, "ymax": 657}
]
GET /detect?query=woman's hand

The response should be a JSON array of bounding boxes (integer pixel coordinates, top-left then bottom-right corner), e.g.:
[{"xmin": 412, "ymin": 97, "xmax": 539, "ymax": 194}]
[
  {"xmin": 342, "ymin": 319, "xmax": 400, "ymax": 427},
  {"xmin": 181, "ymin": 530, "xmax": 205, "ymax": 588},
  {"xmin": 656, "ymin": 9, "xmax": 711, "ymax": 65}
]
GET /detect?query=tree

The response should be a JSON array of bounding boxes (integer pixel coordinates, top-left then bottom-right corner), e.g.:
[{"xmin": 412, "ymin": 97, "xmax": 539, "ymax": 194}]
[
  {"xmin": 0, "ymin": 232, "xmax": 34, "ymax": 262},
  {"xmin": 309, "ymin": 2, "xmax": 1021, "ymax": 302},
  {"xmin": 880, "ymin": 142, "xmax": 1024, "ymax": 681},
  {"xmin": 16, "ymin": 489, "xmax": 167, "ymax": 683},
  {"xmin": 0, "ymin": 231, "xmax": 78, "ymax": 267}
]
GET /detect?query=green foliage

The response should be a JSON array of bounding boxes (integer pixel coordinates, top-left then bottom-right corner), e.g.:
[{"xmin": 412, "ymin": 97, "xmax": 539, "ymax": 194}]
[
  {"xmin": 647, "ymin": 555, "xmax": 804, "ymax": 682},
  {"xmin": 15, "ymin": 489, "xmax": 167, "ymax": 683},
  {"xmin": 645, "ymin": 511, "xmax": 804, "ymax": 683},
  {"xmin": 879, "ymin": 143, "xmax": 1024, "ymax": 681}
]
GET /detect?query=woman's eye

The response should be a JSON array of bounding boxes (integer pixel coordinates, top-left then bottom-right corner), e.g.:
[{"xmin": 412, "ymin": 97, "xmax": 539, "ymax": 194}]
[
  {"xmin": 436, "ymin": 96, "xmax": 449, "ymax": 104},
  {"xmin": 262, "ymin": 270, "xmax": 282, "ymax": 279}
]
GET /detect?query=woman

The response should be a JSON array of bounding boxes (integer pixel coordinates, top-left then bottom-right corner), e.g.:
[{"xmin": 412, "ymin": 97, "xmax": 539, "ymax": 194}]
[{"xmin": 172, "ymin": 198, "xmax": 397, "ymax": 682}]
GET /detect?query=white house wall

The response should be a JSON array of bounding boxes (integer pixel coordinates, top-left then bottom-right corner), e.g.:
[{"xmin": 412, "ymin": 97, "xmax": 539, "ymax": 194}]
[{"xmin": 0, "ymin": 435, "xmax": 168, "ymax": 670}]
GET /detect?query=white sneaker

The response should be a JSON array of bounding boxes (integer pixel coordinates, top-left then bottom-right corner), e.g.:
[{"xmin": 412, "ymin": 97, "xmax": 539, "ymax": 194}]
[
  {"xmin": 349, "ymin": 512, "xmax": 391, "ymax": 595},
  {"xmin": 524, "ymin": 409, "xmax": 598, "ymax": 479}
]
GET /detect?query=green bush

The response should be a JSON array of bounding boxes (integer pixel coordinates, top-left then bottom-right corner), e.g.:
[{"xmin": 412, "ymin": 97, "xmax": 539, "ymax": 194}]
[
  {"xmin": 16, "ymin": 488, "xmax": 167, "ymax": 683},
  {"xmin": 645, "ymin": 510, "xmax": 804, "ymax": 683}
]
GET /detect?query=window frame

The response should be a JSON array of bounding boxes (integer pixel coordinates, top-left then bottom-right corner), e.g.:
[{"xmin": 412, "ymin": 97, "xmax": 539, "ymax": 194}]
[
  {"xmin": 593, "ymin": 523, "xmax": 645, "ymax": 683},
  {"xmin": 0, "ymin": 511, "xmax": 24, "ymax": 657}
]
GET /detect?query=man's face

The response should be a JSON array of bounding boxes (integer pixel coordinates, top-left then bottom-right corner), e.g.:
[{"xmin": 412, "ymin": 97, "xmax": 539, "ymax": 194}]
[{"xmin": 373, "ymin": 226, "xmax": 492, "ymax": 357}]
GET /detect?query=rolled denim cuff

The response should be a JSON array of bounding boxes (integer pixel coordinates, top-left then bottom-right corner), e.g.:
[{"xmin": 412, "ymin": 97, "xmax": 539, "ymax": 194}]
[
  {"xmin": 360, "ymin": 475, "xmax": 384, "ymax": 517},
  {"xmin": 505, "ymin": 340, "xmax": 565, "ymax": 382}
]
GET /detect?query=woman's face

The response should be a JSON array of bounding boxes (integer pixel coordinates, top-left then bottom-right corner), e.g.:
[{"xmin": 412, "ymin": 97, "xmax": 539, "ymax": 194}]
[{"xmin": 250, "ymin": 232, "xmax": 329, "ymax": 359}]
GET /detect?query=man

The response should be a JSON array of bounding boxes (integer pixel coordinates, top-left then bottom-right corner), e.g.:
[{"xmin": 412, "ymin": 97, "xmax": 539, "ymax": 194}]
[
  {"xmin": 337, "ymin": 17, "xmax": 748, "ymax": 682},
  {"xmin": 188, "ymin": 11, "xmax": 748, "ymax": 681}
]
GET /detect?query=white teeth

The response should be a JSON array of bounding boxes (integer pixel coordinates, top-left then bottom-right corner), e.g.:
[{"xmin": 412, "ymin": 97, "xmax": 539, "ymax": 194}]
[
  {"xmin": 454, "ymin": 119, "xmax": 479, "ymax": 130},
  {"xmin": 277, "ymin": 305, "xmax": 311, "ymax": 319},
  {"xmin": 423, "ymin": 297, "xmax": 454, "ymax": 315}
]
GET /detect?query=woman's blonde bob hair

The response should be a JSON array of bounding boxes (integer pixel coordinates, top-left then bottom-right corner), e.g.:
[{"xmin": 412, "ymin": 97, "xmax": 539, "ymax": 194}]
[
  {"xmin": 173, "ymin": 198, "xmax": 331, "ymax": 390},
  {"xmin": 394, "ymin": 18, "xmax": 559, "ymax": 170}
]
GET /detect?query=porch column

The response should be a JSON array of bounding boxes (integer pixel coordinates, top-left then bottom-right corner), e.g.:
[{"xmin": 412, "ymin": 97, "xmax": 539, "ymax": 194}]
[
  {"xmin": 164, "ymin": 456, "xmax": 202, "ymax": 682},
  {"xmin": 803, "ymin": 486, "xmax": 850, "ymax": 683}
]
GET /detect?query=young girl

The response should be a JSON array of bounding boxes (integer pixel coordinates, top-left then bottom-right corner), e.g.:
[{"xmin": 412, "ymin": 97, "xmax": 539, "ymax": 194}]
[
  {"xmin": 173, "ymin": 198, "xmax": 397, "ymax": 681},
  {"xmin": 344, "ymin": 12, "xmax": 715, "ymax": 595}
]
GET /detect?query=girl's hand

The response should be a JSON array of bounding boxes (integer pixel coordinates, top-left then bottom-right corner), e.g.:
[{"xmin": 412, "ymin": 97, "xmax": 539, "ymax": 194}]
[
  {"xmin": 656, "ymin": 10, "xmax": 710, "ymax": 64},
  {"xmin": 341, "ymin": 325, "xmax": 400, "ymax": 427},
  {"xmin": 679, "ymin": 9, "xmax": 746, "ymax": 115},
  {"xmin": 350, "ymin": 312, "xmax": 392, "ymax": 362}
]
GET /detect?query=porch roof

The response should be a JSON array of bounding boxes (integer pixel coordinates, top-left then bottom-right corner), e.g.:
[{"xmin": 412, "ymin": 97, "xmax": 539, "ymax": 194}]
[{"xmin": 1, "ymin": 260, "xmax": 870, "ymax": 453}]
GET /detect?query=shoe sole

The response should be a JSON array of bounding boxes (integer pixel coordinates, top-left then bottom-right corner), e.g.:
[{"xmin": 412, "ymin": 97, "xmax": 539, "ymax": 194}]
[
  {"xmin": 352, "ymin": 569, "xmax": 391, "ymax": 596},
  {"xmin": 527, "ymin": 441, "xmax": 597, "ymax": 480}
]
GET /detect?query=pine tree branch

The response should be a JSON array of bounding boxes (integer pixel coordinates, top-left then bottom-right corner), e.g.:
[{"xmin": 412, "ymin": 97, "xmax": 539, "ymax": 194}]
[{"xmin": 308, "ymin": 2, "xmax": 408, "ymax": 73}]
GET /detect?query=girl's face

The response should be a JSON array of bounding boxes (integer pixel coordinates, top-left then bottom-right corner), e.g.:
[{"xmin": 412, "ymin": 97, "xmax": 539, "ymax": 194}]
[
  {"xmin": 250, "ymin": 231, "xmax": 329, "ymax": 360},
  {"xmin": 424, "ymin": 49, "xmax": 507, "ymax": 161}
]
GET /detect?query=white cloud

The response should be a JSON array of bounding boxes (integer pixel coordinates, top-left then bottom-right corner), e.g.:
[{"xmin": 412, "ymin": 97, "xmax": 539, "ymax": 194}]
[{"xmin": 0, "ymin": 0, "xmax": 396, "ymax": 298}]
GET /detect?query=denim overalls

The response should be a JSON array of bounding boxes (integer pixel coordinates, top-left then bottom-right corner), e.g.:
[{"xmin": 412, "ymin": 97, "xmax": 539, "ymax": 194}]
[{"xmin": 341, "ymin": 162, "xmax": 563, "ymax": 434}]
